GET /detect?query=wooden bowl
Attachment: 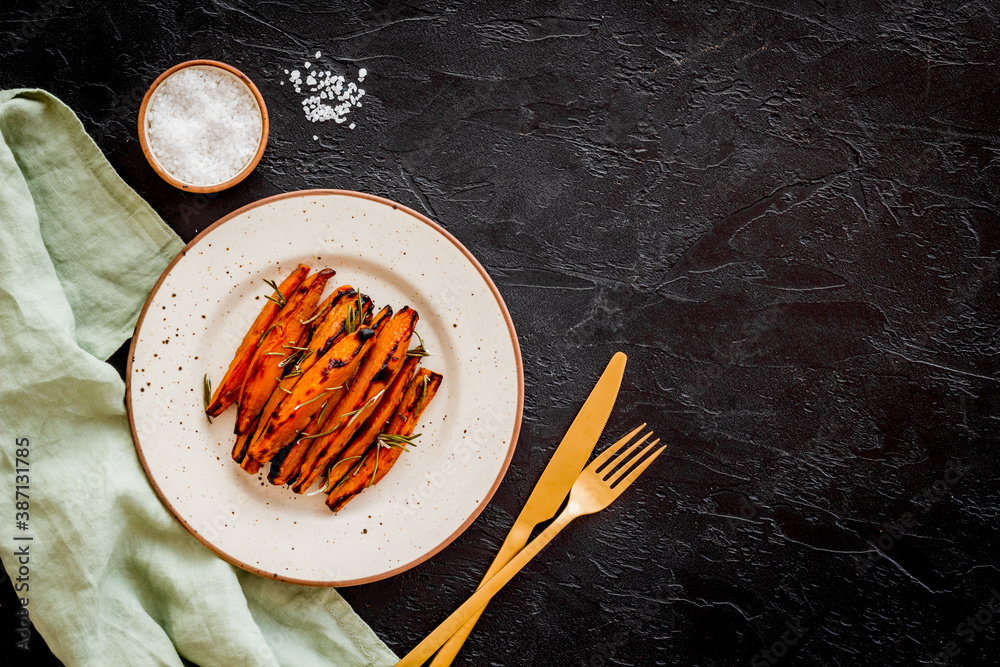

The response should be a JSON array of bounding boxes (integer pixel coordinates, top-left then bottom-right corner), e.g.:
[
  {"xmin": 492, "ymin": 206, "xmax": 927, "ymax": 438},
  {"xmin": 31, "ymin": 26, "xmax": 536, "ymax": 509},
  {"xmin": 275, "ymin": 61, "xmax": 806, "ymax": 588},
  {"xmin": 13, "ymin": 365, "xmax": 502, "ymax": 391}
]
[{"xmin": 137, "ymin": 60, "xmax": 269, "ymax": 193}]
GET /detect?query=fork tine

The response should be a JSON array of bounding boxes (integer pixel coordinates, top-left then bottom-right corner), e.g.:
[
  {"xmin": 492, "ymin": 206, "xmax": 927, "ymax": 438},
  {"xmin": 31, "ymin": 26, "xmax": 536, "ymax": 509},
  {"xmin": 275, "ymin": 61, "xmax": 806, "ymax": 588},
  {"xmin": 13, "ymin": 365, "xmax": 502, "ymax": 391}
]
[
  {"xmin": 600, "ymin": 435, "xmax": 652, "ymax": 480},
  {"xmin": 591, "ymin": 424, "xmax": 647, "ymax": 473},
  {"xmin": 609, "ymin": 441, "xmax": 664, "ymax": 491},
  {"xmin": 607, "ymin": 439, "xmax": 660, "ymax": 485}
]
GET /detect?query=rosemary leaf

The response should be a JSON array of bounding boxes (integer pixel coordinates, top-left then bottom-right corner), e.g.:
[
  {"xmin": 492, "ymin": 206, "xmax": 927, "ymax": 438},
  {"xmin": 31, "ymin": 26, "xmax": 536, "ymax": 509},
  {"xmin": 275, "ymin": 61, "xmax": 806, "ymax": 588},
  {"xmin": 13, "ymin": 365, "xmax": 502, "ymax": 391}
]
[
  {"xmin": 263, "ymin": 278, "xmax": 286, "ymax": 308},
  {"xmin": 415, "ymin": 374, "xmax": 430, "ymax": 415},
  {"xmin": 377, "ymin": 432, "xmax": 421, "ymax": 451},
  {"xmin": 345, "ymin": 304, "xmax": 359, "ymax": 334},
  {"xmin": 277, "ymin": 350, "xmax": 299, "ymax": 368},
  {"xmin": 341, "ymin": 406, "xmax": 363, "ymax": 423},
  {"xmin": 316, "ymin": 399, "xmax": 330, "ymax": 425},
  {"xmin": 293, "ymin": 390, "xmax": 332, "ymax": 411},
  {"xmin": 299, "ymin": 428, "xmax": 337, "ymax": 440},
  {"xmin": 406, "ymin": 330, "xmax": 430, "ymax": 358},
  {"xmin": 300, "ymin": 301, "xmax": 331, "ymax": 325},
  {"xmin": 345, "ymin": 389, "xmax": 385, "ymax": 428},
  {"xmin": 203, "ymin": 374, "xmax": 213, "ymax": 423},
  {"xmin": 257, "ymin": 323, "xmax": 277, "ymax": 347}
]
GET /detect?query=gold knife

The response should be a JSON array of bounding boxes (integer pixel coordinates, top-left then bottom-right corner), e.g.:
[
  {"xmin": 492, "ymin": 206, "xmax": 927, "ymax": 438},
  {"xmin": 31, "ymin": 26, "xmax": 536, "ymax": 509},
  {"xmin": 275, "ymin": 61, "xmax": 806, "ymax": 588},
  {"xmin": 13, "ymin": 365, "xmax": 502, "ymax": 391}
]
[{"xmin": 427, "ymin": 351, "xmax": 628, "ymax": 666}]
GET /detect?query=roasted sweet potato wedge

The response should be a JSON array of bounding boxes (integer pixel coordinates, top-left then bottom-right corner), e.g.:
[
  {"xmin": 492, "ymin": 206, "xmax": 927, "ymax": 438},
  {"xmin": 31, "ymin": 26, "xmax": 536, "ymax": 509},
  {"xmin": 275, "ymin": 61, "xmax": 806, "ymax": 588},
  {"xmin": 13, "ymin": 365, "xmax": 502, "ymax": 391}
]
[
  {"xmin": 238, "ymin": 287, "xmax": 369, "ymax": 462},
  {"xmin": 326, "ymin": 367, "xmax": 442, "ymax": 512},
  {"xmin": 240, "ymin": 454, "xmax": 262, "ymax": 475},
  {"xmin": 232, "ymin": 430, "xmax": 251, "ymax": 464},
  {"xmin": 235, "ymin": 268, "xmax": 335, "ymax": 434},
  {"xmin": 266, "ymin": 399, "xmax": 339, "ymax": 485},
  {"xmin": 292, "ymin": 307, "xmax": 419, "ymax": 493},
  {"xmin": 247, "ymin": 313, "xmax": 384, "ymax": 461},
  {"xmin": 320, "ymin": 355, "xmax": 420, "ymax": 491},
  {"xmin": 205, "ymin": 264, "xmax": 310, "ymax": 417},
  {"xmin": 266, "ymin": 305, "xmax": 392, "ymax": 485}
]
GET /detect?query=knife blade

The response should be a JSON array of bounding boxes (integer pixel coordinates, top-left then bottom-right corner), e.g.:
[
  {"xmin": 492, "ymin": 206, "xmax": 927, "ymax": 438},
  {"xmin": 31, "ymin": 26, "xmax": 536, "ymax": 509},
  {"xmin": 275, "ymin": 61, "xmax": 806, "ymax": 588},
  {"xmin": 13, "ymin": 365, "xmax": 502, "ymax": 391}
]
[{"xmin": 427, "ymin": 351, "xmax": 627, "ymax": 666}]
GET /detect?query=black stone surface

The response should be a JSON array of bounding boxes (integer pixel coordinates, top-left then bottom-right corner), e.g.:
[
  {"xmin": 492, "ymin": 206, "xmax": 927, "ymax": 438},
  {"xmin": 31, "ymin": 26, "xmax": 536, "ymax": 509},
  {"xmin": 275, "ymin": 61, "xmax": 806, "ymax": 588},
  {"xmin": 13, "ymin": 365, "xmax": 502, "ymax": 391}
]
[{"xmin": 1, "ymin": 1, "xmax": 999, "ymax": 666}]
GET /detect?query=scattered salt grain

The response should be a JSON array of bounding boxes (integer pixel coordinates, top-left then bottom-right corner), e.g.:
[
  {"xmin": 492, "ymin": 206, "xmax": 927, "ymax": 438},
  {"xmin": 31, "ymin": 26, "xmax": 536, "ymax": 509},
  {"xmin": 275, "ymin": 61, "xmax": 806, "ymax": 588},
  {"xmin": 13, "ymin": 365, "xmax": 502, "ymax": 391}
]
[
  {"xmin": 283, "ymin": 52, "xmax": 368, "ymax": 129},
  {"xmin": 313, "ymin": 135, "xmax": 318, "ymax": 140},
  {"xmin": 145, "ymin": 66, "xmax": 262, "ymax": 186}
]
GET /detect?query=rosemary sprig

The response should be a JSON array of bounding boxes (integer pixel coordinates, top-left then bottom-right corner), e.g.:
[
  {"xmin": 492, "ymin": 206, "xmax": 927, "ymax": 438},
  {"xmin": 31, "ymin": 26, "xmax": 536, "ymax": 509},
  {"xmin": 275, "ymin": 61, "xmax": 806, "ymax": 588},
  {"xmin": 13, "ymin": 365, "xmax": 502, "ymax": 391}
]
[
  {"xmin": 415, "ymin": 374, "xmax": 430, "ymax": 416},
  {"xmin": 299, "ymin": 427, "xmax": 338, "ymax": 440},
  {"xmin": 340, "ymin": 406, "xmax": 364, "ymax": 424},
  {"xmin": 316, "ymin": 399, "xmax": 331, "ymax": 425},
  {"xmin": 293, "ymin": 388, "xmax": 335, "ymax": 411},
  {"xmin": 282, "ymin": 344, "xmax": 310, "ymax": 351},
  {"xmin": 344, "ymin": 294, "xmax": 362, "ymax": 334},
  {"xmin": 406, "ymin": 330, "xmax": 430, "ymax": 358},
  {"xmin": 264, "ymin": 351, "xmax": 286, "ymax": 357},
  {"xmin": 277, "ymin": 351, "xmax": 299, "ymax": 368},
  {"xmin": 349, "ymin": 454, "xmax": 367, "ymax": 477},
  {"xmin": 377, "ymin": 432, "xmax": 421, "ymax": 451},
  {"xmin": 263, "ymin": 278, "xmax": 286, "ymax": 308},
  {"xmin": 343, "ymin": 389, "xmax": 385, "ymax": 428},
  {"xmin": 278, "ymin": 385, "xmax": 292, "ymax": 394},
  {"xmin": 203, "ymin": 373, "xmax": 213, "ymax": 423},
  {"xmin": 318, "ymin": 455, "xmax": 364, "ymax": 493},
  {"xmin": 338, "ymin": 455, "xmax": 362, "ymax": 467},
  {"xmin": 300, "ymin": 301, "xmax": 331, "ymax": 326}
]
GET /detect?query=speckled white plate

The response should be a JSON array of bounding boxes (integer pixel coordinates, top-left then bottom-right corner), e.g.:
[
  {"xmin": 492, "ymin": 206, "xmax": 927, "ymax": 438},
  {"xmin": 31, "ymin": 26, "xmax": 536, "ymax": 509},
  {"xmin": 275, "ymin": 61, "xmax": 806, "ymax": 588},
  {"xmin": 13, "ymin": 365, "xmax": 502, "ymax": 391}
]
[{"xmin": 126, "ymin": 190, "xmax": 523, "ymax": 586}]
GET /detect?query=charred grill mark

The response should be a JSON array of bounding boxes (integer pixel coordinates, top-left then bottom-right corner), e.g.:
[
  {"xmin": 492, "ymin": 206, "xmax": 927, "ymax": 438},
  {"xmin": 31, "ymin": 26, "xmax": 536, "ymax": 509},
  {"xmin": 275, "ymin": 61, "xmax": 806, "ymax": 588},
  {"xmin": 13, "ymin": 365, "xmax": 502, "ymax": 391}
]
[
  {"xmin": 234, "ymin": 437, "xmax": 249, "ymax": 463},
  {"xmin": 267, "ymin": 443, "xmax": 294, "ymax": 484},
  {"xmin": 372, "ymin": 338, "xmax": 404, "ymax": 385}
]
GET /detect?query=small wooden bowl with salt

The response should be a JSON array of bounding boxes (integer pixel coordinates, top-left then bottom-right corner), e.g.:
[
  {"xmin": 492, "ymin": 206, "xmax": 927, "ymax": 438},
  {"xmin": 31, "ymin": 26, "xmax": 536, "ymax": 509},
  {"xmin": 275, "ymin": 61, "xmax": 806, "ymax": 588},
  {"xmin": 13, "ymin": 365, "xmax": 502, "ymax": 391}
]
[{"xmin": 138, "ymin": 60, "xmax": 268, "ymax": 193}]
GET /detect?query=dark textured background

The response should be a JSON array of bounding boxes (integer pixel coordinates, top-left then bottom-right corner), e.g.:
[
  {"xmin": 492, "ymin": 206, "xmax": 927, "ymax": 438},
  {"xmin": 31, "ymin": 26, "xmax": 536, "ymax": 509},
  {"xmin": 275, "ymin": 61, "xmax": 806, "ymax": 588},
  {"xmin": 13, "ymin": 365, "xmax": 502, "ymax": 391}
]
[{"xmin": 2, "ymin": 1, "xmax": 999, "ymax": 665}]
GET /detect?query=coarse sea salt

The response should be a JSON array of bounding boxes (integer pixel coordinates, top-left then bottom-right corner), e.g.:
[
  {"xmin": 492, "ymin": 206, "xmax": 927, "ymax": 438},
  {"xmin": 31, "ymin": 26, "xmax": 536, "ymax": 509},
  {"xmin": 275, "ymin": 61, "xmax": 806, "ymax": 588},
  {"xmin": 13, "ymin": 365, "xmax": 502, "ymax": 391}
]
[
  {"xmin": 145, "ymin": 66, "xmax": 262, "ymax": 185},
  {"xmin": 286, "ymin": 56, "xmax": 367, "ymax": 127}
]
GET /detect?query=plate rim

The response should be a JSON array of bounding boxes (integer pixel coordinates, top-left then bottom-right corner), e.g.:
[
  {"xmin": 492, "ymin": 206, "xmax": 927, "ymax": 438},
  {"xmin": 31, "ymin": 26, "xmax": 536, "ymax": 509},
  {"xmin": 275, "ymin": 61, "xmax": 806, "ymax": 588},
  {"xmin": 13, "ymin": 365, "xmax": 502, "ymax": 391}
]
[{"xmin": 125, "ymin": 188, "xmax": 524, "ymax": 587}]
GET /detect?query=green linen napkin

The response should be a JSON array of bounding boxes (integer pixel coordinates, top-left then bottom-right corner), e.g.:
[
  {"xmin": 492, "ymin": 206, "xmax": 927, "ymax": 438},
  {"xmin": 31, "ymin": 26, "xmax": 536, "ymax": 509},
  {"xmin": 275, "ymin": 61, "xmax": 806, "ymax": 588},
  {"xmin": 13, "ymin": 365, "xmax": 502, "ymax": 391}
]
[{"xmin": 0, "ymin": 89, "xmax": 397, "ymax": 667}]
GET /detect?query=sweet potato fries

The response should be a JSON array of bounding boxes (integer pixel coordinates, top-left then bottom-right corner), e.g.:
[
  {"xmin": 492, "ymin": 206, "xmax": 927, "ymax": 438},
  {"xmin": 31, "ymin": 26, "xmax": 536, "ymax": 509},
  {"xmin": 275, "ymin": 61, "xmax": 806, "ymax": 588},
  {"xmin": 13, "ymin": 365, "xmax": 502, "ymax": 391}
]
[{"xmin": 204, "ymin": 265, "xmax": 442, "ymax": 511}]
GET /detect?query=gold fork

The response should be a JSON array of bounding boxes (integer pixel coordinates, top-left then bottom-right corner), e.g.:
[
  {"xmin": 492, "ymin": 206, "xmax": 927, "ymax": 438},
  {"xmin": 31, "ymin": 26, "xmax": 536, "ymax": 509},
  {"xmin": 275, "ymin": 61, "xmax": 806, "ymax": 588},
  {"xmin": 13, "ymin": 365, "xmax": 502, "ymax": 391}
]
[{"xmin": 395, "ymin": 427, "xmax": 663, "ymax": 667}]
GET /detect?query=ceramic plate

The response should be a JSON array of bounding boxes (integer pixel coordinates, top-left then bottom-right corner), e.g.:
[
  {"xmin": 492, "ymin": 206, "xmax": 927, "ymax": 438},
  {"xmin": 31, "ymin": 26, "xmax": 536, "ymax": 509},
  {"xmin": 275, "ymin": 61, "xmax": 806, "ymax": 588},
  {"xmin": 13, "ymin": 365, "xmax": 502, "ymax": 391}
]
[{"xmin": 126, "ymin": 190, "xmax": 523, "ymax": 586}]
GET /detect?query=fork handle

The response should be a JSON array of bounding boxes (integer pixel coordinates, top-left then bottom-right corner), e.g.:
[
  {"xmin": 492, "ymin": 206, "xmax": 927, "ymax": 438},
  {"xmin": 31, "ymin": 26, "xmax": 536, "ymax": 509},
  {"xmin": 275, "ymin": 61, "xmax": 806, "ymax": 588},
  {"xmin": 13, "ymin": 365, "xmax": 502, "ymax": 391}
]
[
  {"xmin": 428, "ymin": 519, "xmax": 534, "ymax": 666},
  {"xmin": 395, "ymin": 506, "xmax": 579, "ymax": 667}
]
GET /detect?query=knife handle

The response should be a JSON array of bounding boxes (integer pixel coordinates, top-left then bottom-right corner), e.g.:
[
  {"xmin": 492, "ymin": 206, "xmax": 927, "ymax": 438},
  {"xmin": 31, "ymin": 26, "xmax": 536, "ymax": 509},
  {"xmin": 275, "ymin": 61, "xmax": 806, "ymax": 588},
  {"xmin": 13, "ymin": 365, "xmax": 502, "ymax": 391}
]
[{"xmin": 428, "ymin": 519, "xmax": 533, "ymax": 666}]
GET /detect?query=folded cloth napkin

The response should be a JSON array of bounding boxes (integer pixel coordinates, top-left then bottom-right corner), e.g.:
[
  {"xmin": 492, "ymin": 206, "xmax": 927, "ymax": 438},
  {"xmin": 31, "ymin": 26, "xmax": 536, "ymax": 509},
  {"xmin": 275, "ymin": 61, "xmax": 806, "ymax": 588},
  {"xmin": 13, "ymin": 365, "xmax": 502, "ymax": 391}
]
[{"xmin": 0, "ymin": 89, "xmax": 397, "ymax": 666}]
